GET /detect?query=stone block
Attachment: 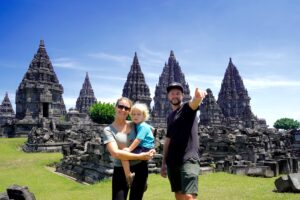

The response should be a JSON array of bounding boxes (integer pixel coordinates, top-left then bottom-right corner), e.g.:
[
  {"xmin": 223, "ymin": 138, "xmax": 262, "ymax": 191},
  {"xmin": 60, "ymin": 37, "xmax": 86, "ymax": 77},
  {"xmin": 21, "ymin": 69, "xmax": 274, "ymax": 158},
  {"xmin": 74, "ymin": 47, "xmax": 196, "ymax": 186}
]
[
  {"xmin": 288, "ymin": 173, "xmax": 300, "ymax": 192},
  {"xmin": 246, "ymin": 166, "xmax": 274, "ymax": 177},
  {"xmin": 275, "ymin": 175, "xmax": 291, "ymax": 192},
  {"xmin": 199, "ymin": 167, "xmax": 214, "ymax": 175},
  {"xmin": 230, "ymin": 165, "xmax": 247, "ymax": 175},
  {"xmin": 6, "ymin": 185, "xmax": 36, "ymax": 200}
]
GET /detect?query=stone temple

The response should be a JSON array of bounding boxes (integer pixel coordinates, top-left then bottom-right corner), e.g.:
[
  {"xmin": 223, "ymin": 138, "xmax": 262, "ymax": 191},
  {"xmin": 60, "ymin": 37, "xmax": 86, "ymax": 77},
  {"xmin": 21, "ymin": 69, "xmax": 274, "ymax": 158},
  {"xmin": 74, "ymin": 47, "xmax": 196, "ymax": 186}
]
[
  {"xmin": 199, "ymin": 88, "xmax": 225, "ymax": 127},
  {"xmin": 217, "ymin": 58, "xmax": 266, "ymax": 128},
  {"xmin": 15, "ymin": 40, "xmax": 66, "ymax": 120},
  {"xmin": 122, "ymin": 52, "xmax": 152, "ymax": 108},
  {"xmin": 151, "ymin": 50, "xmax": 191, "ymax": 127},
  {"xmin": 0, "ymin": 92, "xmax": 15, "ymax": 126},
  {"xmin": 76, "ymin": 72, "xmax": 97, "ymax": 113}
]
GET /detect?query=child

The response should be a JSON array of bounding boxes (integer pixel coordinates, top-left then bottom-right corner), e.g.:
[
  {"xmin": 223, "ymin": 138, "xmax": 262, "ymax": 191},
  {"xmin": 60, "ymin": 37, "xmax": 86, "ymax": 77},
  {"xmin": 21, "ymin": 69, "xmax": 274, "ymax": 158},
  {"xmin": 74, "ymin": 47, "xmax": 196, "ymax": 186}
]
[{"xmin": 121, "ymin": 103, "xmax": 155, "ymax": 187}]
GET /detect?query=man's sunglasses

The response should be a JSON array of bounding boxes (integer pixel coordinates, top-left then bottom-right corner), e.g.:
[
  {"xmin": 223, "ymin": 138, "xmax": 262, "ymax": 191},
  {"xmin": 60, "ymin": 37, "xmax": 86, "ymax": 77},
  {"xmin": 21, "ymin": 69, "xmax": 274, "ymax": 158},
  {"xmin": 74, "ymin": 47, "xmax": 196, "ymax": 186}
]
[{"xmin": 117, "ymin": 105, "xmax": 131, "ymax": 111}]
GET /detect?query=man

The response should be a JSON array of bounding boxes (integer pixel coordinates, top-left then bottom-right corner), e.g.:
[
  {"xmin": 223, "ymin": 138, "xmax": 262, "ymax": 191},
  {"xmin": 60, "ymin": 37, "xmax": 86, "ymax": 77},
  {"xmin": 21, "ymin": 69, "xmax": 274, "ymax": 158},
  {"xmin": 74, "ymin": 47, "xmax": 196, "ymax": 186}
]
[{"xmin": 160, "ymin": 82, "xmax": 207, "ymax": 200}]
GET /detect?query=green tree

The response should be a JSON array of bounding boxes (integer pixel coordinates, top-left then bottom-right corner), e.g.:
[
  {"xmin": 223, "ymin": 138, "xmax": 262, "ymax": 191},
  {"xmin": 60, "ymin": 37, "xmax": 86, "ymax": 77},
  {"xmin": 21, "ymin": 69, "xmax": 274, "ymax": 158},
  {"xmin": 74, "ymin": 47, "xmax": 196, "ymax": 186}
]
[
  {"xmin": 273, "ymin": 118, "xmax": 300, "ymax": 130},
  {"xmin": 89, "ymin": 102, "xmax": 115, "ymax": 124}
]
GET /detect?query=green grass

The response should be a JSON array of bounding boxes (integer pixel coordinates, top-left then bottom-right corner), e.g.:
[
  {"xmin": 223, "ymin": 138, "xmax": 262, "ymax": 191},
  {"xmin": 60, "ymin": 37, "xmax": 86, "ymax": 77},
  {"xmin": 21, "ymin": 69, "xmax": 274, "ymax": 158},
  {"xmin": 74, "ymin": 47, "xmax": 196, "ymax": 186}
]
[{"xmin": 0, "ymin": 138, "xmax": 299, "ymax": 200}]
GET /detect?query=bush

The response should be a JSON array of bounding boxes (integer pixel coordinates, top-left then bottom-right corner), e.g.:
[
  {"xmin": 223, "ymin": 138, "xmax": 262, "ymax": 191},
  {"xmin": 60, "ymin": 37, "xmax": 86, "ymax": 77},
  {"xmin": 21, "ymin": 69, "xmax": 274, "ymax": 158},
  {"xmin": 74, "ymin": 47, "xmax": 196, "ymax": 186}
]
[
  {"xmin": 273, "ymin": 118, "xmax": 300, "ymax": 130},
  {"xmin": 89, "ymin": 102, "xmax": 115, "ymax": 124}
]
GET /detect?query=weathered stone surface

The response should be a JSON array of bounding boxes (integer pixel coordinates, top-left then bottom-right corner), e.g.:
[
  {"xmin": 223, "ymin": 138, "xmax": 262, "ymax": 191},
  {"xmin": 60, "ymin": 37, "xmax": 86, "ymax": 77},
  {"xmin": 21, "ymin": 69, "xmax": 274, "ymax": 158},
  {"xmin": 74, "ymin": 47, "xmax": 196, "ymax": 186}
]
[
  {"xmin": 122, "ymin": 52, "xmax": 152, "ymax": 108},
  {"xmin": 76, "ymin": 72, "xmax": 97, "ymax": 113},
  {"xmin": 289, "ymin": 173, "xmax": 300, "ymax": 192},
  {"xmin": 275, "ymin": 173, "xmax": 300, "ymax": 193},
  {"xmin": 275, "ymin": 175, "xmax": 290, "ymax": 192},
  {"xmin": 2, "ymin": 185, "xmax": 36, "ymax": 200}
]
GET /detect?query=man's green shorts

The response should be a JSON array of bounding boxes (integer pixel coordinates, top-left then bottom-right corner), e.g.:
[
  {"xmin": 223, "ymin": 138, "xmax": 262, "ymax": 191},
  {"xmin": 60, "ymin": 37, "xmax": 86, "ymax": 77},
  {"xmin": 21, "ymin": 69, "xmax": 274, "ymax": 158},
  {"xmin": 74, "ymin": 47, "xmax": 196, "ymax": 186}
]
[{"xmin": 167, "ymin": 159, "xmax": 200, "ymax": 195}]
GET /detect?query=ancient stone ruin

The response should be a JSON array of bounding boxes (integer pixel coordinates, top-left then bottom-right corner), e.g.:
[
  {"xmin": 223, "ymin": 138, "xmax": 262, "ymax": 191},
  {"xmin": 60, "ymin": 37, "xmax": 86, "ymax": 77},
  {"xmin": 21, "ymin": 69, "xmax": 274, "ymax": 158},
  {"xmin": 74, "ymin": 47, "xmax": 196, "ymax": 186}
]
[
  {"xmin": 151, "ymin": 50, "xmax": 191, "ymax": 128},
  {"xmin": 0, "ymin": 93, "xmax": 15, "ymax": 137},
  {"xmin": 76, "ymin": 72, "xmax": 97, "ymax": 114},
  {"xmin": 0, "ymin": 185, "xmax": 36, "ymax": 200},
  {"xmin": 122, "ymin": 52, "xmax": 152, "ymax": 108},
  {"xmin": 275, "ymin": 172, "xmax": 300, "ymax": 193},
  {"xmin": 15, "ymin": 40, "xmax": 66, "ymax": 120}
]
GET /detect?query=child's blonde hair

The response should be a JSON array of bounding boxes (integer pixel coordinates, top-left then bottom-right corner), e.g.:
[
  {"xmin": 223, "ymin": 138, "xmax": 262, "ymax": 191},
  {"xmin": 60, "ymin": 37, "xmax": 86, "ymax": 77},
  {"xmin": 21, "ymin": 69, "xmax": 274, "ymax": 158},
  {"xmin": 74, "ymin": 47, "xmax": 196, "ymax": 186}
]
[{"xmin": 130, "ymin": 103, "xmax": 150, "ymax": 121}]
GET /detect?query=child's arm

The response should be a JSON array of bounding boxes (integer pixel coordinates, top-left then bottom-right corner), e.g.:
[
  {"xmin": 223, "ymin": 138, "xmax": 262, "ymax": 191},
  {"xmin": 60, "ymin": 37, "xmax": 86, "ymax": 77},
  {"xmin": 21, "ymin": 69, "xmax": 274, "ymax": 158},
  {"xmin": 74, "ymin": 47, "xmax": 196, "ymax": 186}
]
[{"xmin": 125, "ymin": 138, "xmax": 141, "ymax": 152}]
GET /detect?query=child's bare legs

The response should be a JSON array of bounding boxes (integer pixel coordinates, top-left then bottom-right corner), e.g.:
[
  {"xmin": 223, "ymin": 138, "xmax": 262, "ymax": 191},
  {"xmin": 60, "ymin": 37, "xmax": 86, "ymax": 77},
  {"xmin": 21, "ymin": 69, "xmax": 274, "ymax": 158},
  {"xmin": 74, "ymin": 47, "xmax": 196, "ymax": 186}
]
[{"xmin": 119, "ymin": 144, "xmax": 135, "ymax": 187}]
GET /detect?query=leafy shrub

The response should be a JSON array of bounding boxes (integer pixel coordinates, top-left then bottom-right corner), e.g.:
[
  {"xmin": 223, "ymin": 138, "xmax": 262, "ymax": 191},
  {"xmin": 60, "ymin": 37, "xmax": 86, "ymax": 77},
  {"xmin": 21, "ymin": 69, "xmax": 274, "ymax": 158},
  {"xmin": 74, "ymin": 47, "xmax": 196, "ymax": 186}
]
[
  {"xmin": 274, "ymin": 118, "xmax": 300, "ymax": 130},
  {"xmin": 89, "ymin": 102, "xmax": 115, "ymax": 124}
]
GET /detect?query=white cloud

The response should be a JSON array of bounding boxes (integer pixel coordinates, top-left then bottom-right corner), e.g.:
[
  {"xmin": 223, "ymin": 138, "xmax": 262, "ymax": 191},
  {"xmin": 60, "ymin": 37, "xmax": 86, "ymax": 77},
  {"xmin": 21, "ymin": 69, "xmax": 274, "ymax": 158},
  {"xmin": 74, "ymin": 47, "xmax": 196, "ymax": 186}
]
[
  {"xmin": 62, "ymin": 96, "xmax": 77, "ymax": 110},
  {"xmin": 137, "ymin": 45, "xmax": 167, "ymax": 68},
  {"xmin": 88, "ymin": 52, "xmax": 131, "ymax": 64},
  {"xmin": 244, "ymin": 76, "xmax": 300, "ymax": 90},
  {"xmin": 52, "ymin": 57, "xmax": 87, "ymax": 70},
  {"xmin": 92, "ymin": 75, "xmax": 126, "ymax": 81}
]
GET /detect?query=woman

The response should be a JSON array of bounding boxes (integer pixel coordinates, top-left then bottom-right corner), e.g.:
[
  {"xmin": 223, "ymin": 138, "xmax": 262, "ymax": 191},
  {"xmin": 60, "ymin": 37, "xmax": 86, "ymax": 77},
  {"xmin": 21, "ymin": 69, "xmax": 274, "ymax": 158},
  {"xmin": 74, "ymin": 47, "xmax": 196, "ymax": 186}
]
[{"xmin": 103, "ymin": 97, "xmax": 155, "ymax": 200}]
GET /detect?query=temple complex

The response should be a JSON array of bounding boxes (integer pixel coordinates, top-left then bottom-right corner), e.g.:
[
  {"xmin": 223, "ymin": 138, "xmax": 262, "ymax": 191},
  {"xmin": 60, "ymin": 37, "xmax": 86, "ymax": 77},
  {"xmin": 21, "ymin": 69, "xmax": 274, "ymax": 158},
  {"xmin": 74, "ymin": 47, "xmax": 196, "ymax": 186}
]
[
  {"xmin": 75, "ymin": 72, "xmax": 97, "ymax": 113},
  {"xmin": 151, "ymin": 51, "xmax": 191, "ymax": 127},
  {"xmin": 122, "ymin": 52, "xmax": 152, "ymax": 108},
  {"xmin": 15, "ymin": 40, "xmax": 66, "ymax": 120}
]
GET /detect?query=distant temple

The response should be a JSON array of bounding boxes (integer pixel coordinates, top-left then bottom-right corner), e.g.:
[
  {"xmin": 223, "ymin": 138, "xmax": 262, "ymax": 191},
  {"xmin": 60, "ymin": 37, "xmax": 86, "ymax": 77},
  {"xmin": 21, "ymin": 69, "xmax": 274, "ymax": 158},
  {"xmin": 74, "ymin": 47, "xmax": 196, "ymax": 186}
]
[
  {"xmin": 76, "ymin": 72, "xmax": 97, "ymax": 113},
  {"xmin": 15, "ymin": 40, "xmax": 66, "ymax": 120},
  {"xmin": 122, "ymin": 52, "xmax": 152, "ymax": 108},
  {"xmin": 199, "ymin": 88, "xmax": 224, "ymax": 127},
  {"xmin": 0, "ymin": 92, "xmax": 15, "ymax": 126},
  {"xmin": 216, "ymin": 58, "xmax": 265, "ymax": 128},
  {"xmin": 151, "ymin": 51, "xmax": 191, "ymax": 127}
]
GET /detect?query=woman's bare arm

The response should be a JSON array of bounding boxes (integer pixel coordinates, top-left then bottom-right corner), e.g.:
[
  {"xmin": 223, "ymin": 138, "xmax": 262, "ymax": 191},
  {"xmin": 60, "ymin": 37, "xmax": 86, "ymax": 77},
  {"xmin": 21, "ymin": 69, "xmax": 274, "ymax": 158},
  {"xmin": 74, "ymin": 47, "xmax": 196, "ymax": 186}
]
[{"xmin": 106, "ymin": 140, "xmax": 153, "ymax": 160}]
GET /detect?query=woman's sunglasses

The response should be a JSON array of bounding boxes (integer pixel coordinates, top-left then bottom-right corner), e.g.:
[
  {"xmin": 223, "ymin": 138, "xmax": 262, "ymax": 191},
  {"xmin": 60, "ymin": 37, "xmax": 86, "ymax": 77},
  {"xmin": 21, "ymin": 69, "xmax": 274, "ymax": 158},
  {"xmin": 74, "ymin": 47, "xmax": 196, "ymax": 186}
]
[{"xmin": 117, "ymin": 105, "xmax": 131, "ymax": 111}]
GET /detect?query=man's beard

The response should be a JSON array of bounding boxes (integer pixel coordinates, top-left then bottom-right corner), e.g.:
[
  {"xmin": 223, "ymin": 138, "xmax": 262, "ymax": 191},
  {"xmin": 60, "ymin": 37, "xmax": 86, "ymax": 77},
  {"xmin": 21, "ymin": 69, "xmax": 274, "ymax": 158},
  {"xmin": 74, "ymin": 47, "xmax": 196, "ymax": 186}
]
[{"xmin": 170, "ymin": 98, "xmax": 181, "ymax": 106}]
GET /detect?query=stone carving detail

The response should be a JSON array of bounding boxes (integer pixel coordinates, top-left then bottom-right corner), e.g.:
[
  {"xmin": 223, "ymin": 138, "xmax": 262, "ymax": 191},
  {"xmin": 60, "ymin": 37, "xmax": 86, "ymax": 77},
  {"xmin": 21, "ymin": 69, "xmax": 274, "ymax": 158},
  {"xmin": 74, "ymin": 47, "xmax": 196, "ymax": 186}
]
[
  {"xmin": 76, "ymin": 72, "xmax": 97, "ymax": 113},
  {"xmin": 15, "ymin": 40, "xmax": 66, "ymax": 120},
  {"xmin": 151, "ymin": 51, "xmax": 191, "ymax": 127},
  {"xmin": 122, "ymin": 52, "xmax": 152, "ymax": 108}
]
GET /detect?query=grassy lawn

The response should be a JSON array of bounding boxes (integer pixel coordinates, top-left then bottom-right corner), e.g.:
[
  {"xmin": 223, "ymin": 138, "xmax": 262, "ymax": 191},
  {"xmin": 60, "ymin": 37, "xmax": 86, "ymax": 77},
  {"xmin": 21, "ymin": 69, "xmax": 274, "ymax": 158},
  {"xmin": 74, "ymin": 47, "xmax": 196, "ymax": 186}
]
[{"xmin": 0, "ymin": 138, "xmax": 299, "ymax": 200}]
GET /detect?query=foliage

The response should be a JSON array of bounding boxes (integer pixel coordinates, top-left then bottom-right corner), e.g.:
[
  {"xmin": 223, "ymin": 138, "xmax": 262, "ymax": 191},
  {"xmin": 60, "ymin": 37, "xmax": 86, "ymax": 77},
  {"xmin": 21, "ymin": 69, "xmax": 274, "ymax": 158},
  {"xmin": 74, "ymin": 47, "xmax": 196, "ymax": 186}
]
[
  {"xmin": 274, "ymin": 118, "xmax": 300, "ymax": 130},
  {"xmin": 89, "ymin": 101, "xmax": 115, "ymax": 124}
]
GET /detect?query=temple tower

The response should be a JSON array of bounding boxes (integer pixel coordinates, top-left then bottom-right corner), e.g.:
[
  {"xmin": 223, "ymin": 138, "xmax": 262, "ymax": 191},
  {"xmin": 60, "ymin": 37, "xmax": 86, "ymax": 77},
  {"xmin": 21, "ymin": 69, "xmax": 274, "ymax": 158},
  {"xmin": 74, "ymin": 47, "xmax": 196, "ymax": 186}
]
[
  {"xmin": 122, "ymin": 52, "xmax": 152, "ymax": 107},
  {"xmin": 15, "ymin": 40, "xmax": 66, "ymax": 120},
  {"xmin": 217, "ymin": 58, "xmax": 258, "ymax": 128},
  {"xmin": 151, "ymin": 51, "xmax": 191, "ymax": 127},
  {"xmin": 76, "ymin": 72, "xmax": 97, "ymax": 113},
  {"xmin": 0, "ymin": 92, "xmax": 15, "ymax": 125},
  {"xmin": 199, "ymin": 89, "xmax": 224, "ymax": 127}
]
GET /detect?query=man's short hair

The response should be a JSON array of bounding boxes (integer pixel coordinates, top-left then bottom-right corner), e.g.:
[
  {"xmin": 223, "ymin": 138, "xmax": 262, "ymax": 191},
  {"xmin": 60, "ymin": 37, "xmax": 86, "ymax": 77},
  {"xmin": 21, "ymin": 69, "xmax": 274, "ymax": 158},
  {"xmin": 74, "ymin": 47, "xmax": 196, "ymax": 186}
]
[{"xmin": 167, "ymin": 82, "xmax": 184, "ymax": 93}]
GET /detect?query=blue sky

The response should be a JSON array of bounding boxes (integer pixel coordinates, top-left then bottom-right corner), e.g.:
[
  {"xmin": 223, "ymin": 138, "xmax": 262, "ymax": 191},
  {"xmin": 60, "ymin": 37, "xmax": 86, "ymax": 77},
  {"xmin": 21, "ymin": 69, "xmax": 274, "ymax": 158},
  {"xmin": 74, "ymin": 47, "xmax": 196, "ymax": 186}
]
[{"xmin": 1, "ymin": 0, "xmax": 300, "ymax": 127}]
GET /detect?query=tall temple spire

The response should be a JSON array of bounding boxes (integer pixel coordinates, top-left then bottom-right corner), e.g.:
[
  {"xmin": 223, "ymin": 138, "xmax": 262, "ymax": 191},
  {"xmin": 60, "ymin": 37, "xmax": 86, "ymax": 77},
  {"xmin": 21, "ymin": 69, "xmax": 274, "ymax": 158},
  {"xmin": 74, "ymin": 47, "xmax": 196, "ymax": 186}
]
[
  {"xmin": 15, "ymin": 40, "xmax": 66, "ymax": 120},
  {"xmin": 217, "ymin": 58, "xmax": 259, "ymax": 128},
  {"xmin": 151, "ymin": 50, "xmax": 191, "ymax": 127},
  {"xmin": 76, "ymin": 72, "xmax": 97, "ymax": 113},
  {"xmin": 122, "ymin": 52, "xmax": 152, "ymax": 107}
]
